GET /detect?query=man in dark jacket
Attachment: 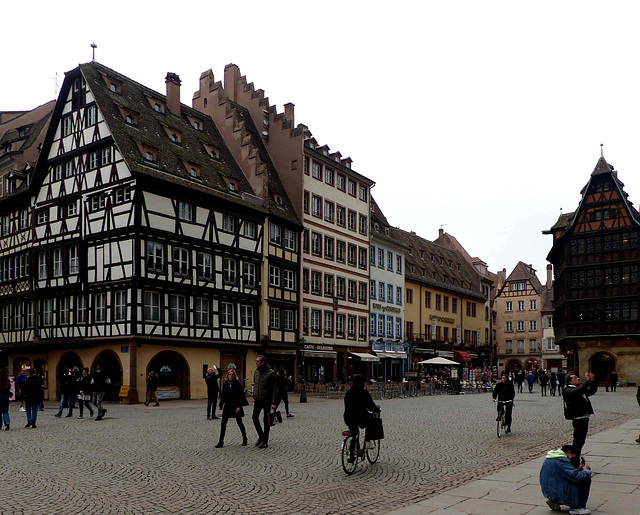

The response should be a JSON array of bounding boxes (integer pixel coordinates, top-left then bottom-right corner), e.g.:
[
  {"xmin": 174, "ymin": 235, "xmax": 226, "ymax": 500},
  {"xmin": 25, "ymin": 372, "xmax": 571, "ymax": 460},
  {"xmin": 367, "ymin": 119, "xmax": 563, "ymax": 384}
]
[
  {"xmin": 344, "ymin": 374, "xmax": 379, "ymax": 460},
  {"xmin": 92, "ymin": 365, "xmax": 111, "ymax": 421},
  {"xmin": 55, "ymin": 367, "xmax": 77, "ymax": 418},
  {"xmin": 563, "ymin": 371, "xmax": 597, "ymax": 459},
  {"xmin": 144, "ymin": 371, "xmax": 160, "ymax": 407},
  {"xmin": 492, "ymin": 373, "xmax": 515, "ymax": 433},
  {"xmin": 204, "ymin": 366, "xmax": 222, "ymax": 419},
  {"xmin": 540, "ymin": 371, "xmax": 550, "ymax": 396},
  {"xmin": 540, "ymin": 444, "xmax": 592, "ymax": 515},
  {"xmin": 252, "ymin": 355, "xmax": 278, "ymax": 449}
]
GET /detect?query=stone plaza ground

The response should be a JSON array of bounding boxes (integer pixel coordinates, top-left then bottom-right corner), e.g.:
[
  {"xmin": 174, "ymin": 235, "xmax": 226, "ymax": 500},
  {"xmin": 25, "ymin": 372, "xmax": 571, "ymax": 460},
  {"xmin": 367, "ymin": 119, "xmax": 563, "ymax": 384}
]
[{"xmin": 0, "ymin": 386, "xmax": 637, "ymax": 514}]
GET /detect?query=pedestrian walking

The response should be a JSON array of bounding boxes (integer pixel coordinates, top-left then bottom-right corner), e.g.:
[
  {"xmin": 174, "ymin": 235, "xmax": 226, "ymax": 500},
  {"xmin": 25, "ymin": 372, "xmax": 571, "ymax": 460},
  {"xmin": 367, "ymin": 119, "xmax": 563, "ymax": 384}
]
[
  {"xmin": 540, "ymin": 444, "xmax": 592, "ymax": 515},
  {"xmin": 91, "ymin": 365, "xmax": 111, "ymax": 421},
  {"xmin": 215, "ymin": 369, "xmax": 248, "ymax": 448},
  {"xmin": 515, "ymin": 370, "xmax": 525, "ymax": 394},
  {"xmin": 526, "ymin": 371, "xmax": 535, "ymax": 393},
  {"xmin": 23, "ymin": 369, "xmax": 44, "ymax": 428},
  {"xmin": 557, "ymin": 369, "xmax": 566, "ymax": 399},
  {"xmin": 276, "ymin": 369, "xmax": 293, "ymax": 418},
  {"xmin": 144, "ymin": 371, "xmax": 160, "ymax": 407},
  {"xmin": 54, "ymin": 367, "xmax": 77, "ymax": 418},
  {"xmin": 0, "ymin": 369, "xmax": 11, "ymax": 431},
  {"xmin": 252, "ymin": 355, "xmax": 278, "ymax": 449},
  {"xmin": 77, "ymin": 368, "xmax": 94, "ymax": 418},
  {"xmin": 550, "ymin": 372, "xmax": 558, "ymax": 397},
  {"xmin": 604, "ymin": 374, "xmax": 610, "ymax": 392},
  {"xmin": 204, "ymin": 366, "xmax": 222, "ymax": 419},
  {"xmin": 609, "ymin": 370, "xmax": 618, "ymax": 392},
  {"xmin": 16, "ymin": 369, "xmax": 28, "ymax": 412},
  {"xmin": 563, "ymin": 371, "xmax": 597, "ymax": 463},
  {"xmin": 540, "ymin": 371, "xmax": 549, "ymax": 396}
]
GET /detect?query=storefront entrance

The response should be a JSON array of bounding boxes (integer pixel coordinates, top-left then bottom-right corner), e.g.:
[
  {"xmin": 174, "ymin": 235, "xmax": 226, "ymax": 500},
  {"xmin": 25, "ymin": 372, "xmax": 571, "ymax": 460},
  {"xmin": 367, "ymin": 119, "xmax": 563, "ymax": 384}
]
[
  {"xmin": 148, "ymin": 351, "xmax": 190, "ymax": 400},
  {"xmin": 92, "ymin": 350, "xmax": 123, "ymax": 401},
  {"xmin": 591, "ymin": 352, "xmax": 616, "ymax": 382}
]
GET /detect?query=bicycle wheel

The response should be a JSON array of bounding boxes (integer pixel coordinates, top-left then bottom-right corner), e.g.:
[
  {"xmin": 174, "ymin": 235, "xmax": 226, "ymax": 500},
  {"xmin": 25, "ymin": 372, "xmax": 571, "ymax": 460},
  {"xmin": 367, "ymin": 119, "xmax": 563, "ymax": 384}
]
[
  {"xmin": 366, "ymin": 439, "xmax": 381, "ymax": 463},
  {"xmin": 341, "ymin": 436, "xmax": 358, "ymax": 474}
]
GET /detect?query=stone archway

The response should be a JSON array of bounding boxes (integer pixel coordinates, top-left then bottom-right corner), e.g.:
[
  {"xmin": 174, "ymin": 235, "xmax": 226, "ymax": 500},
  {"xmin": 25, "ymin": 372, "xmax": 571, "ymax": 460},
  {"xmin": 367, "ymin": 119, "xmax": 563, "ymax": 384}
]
[
  {"xmin": 505, "ymin": 359, "xmax": 522, "ymax": 372},
  {"xmin": 55, "ymin": 352, "xmax": 83, "ymax": 400},
  {"xmin": 590, "ymin": 352, "xmax": 616, "ymax": 383},
  {"xmin": 92, "ymin": 350, "xmax": 123, "ymax": 402},
  {"xmin": 524, "ymin": 359, "xmax": 540, "ymax": 373},
  {"xmin": 147, "ymin": 351, "xmax": 190, "ymax": 400}
]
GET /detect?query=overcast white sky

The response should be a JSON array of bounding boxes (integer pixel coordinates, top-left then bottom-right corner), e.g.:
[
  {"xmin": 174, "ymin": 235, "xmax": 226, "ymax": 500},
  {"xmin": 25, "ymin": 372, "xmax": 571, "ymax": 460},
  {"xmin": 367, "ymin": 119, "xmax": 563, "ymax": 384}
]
[{"xmin": 4, "ymin": 1, "xmax": 640, "ymax": 282}]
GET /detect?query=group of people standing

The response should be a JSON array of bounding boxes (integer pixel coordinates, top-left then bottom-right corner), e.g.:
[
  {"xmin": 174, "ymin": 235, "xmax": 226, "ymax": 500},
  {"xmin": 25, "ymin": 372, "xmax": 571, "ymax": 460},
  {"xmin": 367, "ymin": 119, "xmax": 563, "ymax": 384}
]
[
  {"xmin": 54, "ymin": 366, "xmax": 110, "ymax": 421},
  {"xmin": 0, "ymin": 368, "xmax": 44, "ymax": 430},
  {"xmin": 512, "ymin": 368, "xmax": 567, "ymax": 396}
]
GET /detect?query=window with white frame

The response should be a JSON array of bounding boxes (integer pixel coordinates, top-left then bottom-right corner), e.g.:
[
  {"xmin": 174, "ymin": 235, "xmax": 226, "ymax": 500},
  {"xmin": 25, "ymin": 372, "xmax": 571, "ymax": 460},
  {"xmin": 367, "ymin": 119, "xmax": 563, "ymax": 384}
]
[
  {"xmin": 195, "ymin": 298, "xmax": 210, "ymax": 326},
  {"xmin": 223, "ymin": 258, "xmax": 237, "ymax": 284},
  {"xmin": 101, "ymin": 147, "xmax": 111, "ymax": 165},
  {"xmin": 178, "ymin": 201, "xmax": 194, "ymax": 222},
  {"xmin": 336, "ymin": 314, "xmax": 345, "ymax": 337},
  {"xmin": 387, "ymin": 284, "xmax": 393, "ymax": 303},
  {"xmin": 359, "ymin": 185, "xmax": 367, "ymax": 202},
  {"xmin": 517, "ymin": 340, "xmax": 525, "ymax": 353},
  {"xmin": 546, "ymin": 337, "xmax": 556, "ymax": 350},
  {"xmin": 113, "ymin": 291, "xmax": 126, "ymax": 321},
  {"xmin": 311, "ymin": 272, "xmax": 321, "ymax": 294},
  {"xmin": 505, "ymin": 301, "xmax": 513, "ymax": 312},
  {"xmin": 241, "ymin": 305, "xmax": 254, "ymax": 328},
  {"xmin": 359, "ymin": 317, "xmax": 366, "ymax": 340},
  {"xmin": 311, "ymin": 233, "xmax": 321, "ymax": 255},
  {"xmin": 324, "ymin": 237, "xmax": 333, "ymax": 259},
  {"xmin": 144, "ymin": 292, "xmax": 160, "ymax": 321},
  {"xmin": 358, "ymin": 214, "xmax": 367, "ymax": 235},
  {"xmin": 378, "ymin": 248, "xmax": 384, "ymax": 268},
  {"xmin": 312, "ymin": 162, "xmax": 321, "ymax": 179},
  {"xmin": 517, "ymin": 300, "xmax": 525, "ymax": 311},
  {"xmin": 336, "ymin": 174, "xmax": 345, "ymax": 191},
  {"xmin": 270, "ymin": 223, "xmax": 282, "ymax": 244},
  {"xmin": 370, "ymin": 279, "xmax": 376, "ymax": 299},
  {"xmin": 173, "ymin": 247, "xmax": 189, "ymax": 276},
  {"xmin": 169, "ymin": 295, "xmax": 186, "ymax": 324},
  {"xmin": 95, "ymin": 293, "xmax": 107, "ymax": 322},
  {"xmin": 336, "ymin": 206, "xmax": 345, "ymax": 227},
  {"xmin": 221, "ymin": 302, "xmax": 234, "ymax": 325},
  {"xmin": 324, "ymin": 201, "xmax": 334, "ymax": 222},
  {"xmin": 378, "ymin": 282, "xmax": 385, "ymax": 301},
  {"xmin": 76, "ymin": 296, "xmax": 86, "ymax": 324},
  {"xmin": 325, "ymin": 168, "xmax": 334, "ymax": 185},
  {"xmin": 347, "ymin": 210, "xmax": 356, "ymax": 231},
  {"xmin": 146, "ymin": 242, "xmax": 164, "ymax": 272},
  {"xmin": 311, "ymin": 196, "xmax": 321, "ymax": 217},
  {"xmin": 530, "ymin": 300, "xmax": 537, "ymax": 310},
  {"xmin": 311, "ymin": 310, "xmax": 320, "ymax": 335},
  {"xmin": 284, "ymin": 229, "xmax": 295, "ymax": 250},
  {"xmin": 62, "ymin": 116, "xmax": 72, "ymax": 137},
  {"xmin": 222, "ymin": 213, "xmax": 236, "ymax": 233},
  {"xmin": 243, "ymin": 221, "xmax": 256, "ymax": 239},
  {"xmin": 396, "ymin": 254, "xmax": 402, "ymax": 274},
  {"xmin": 517, "ymin": 321, "xmax": 525, "ymax": 331},
  {"xmin": 2, "ymin": 305, "xmax": 11, "ymax": 330},
  {"xmin": 359, "ymin": 282, "xmax": 366, "ymax": 303},
  {"xmin": 13, "ymin": 302, "xmax": 23, "ymax": 329},
  {"xmin": 269, "ymin": 265, "xmax": 280, "ymax": 287},
  {"xmin": 395, "ymin": 317, "xmax": 402, "ymax": 339},
  {"xmin": 529, "ymin": 339, "xmax": 537, "ymax": 352},
  {"xmin": 529, "ymin": 320, "xmax": 537, "ymax": 331},
  {"xmin": 505, "ymin": 340, "xmax": 513, "ymax": 353},
  {"xmin": 378, "ymin": 314, "xmax": 384, "ymax": 336},
  {"xmin": 348, "ymin": 280, "xmax": 356, "ymax": 302},
  {"xmin": 58, "ymin": 296, "xmax": 69, "ymax": 325},
  {"xmin": 358, "ymin": 247, "xmax": 367, "ymax": 269},
  {"xmin": 336, "ymin": 241, "xmax": 345, "ymax": 262},
  {"xmin": 396, "ymin": 286, "xmax": 402, "ymax": 305},
  {"xmin": 53, "ymin": 248, "xmax": 63, "ymax": 277},
  {"xmin": 370, "ymin": 313, "xmax": 377, "ymax": 336},
  {"xmin": 284, "ymin": 269, "xmax": 294, "ymax": 290},
  {"xmin": 324, "ymin": 312, "xmax": 333, "ymax": 336},
  {"xmin": 19, "ymin": 210, "xmax": 28, "ymax": 230},
  {"xmin": 243, "ymin": 262, "xmax": 257, "ymax": 288},
  {"xmin": 505, "ymin": 321, "xmax": 513, "ymax": 332},
  {"xmin": 324, "ymin": 274, "xmax": 333, "ymax": 296},
  {"xmin": 196, "ymin": 252, "xmax": 212, "ymax": 280},
  {"xmin": 283, "ymin": 309, "xmax": 294, "ymax": 331},
  {"xmin": 347, "ymin": 244, "xmax": 356, "ymax": 266}
]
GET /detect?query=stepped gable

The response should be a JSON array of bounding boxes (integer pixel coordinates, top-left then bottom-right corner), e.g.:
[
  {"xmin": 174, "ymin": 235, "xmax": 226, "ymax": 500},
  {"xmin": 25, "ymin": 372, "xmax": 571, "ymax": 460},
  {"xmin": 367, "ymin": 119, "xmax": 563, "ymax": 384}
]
[
  {"xmin": 389, "ymin": 226, "xmax": 485, "ymax": 301},
  {"xmin": 505, "ymin": 261, "xmax": 542, "ymax": 293},
  {"xmin": 73, "ymin": 62, "xmax": 259, "ymax": 209},
  {"xmin": 228, "ymin": 100, "xmax": 300, "ymax": 226}
]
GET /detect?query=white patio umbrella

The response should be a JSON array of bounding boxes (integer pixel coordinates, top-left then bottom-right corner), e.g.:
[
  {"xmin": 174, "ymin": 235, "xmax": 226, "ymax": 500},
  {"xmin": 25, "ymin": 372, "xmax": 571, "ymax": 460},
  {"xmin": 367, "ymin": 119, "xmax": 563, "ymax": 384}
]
[{"xmin": 417, "ymin": 357, "xmax": 460, "ymax": 366}]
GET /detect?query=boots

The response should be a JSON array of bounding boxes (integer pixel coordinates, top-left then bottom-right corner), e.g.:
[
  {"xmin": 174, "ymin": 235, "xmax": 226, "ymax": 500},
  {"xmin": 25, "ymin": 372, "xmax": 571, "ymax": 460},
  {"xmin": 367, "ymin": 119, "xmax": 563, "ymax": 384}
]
[
  {"xmin": 215, "ymin": 442, "xmax": 223, "ymax": 448},
  {"xmin": 242, "ymin": 437, "xmax": 248, "ymax": 446}
]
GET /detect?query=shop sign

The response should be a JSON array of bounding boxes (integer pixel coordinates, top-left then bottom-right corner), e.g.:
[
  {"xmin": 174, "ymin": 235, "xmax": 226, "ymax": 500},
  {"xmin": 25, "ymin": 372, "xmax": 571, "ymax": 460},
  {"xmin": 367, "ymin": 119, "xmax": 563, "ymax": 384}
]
[
  {"xmin": 372, "ymin": 303, "xmax": 401, "ymax": 314},
  {"xmin": 429, "ymin": 314, "xmax": 455, "ymax": 324},
  {"xmin": 157, "ymin": 386, "xmax": 180, "ymax": 399},
  {"xmin": 121, "ymin": 346, "xmax": 129, "ymax": 353},
  {"xmin": 303, "ymin": 344, "xmax": 334, "ymax": 351}
]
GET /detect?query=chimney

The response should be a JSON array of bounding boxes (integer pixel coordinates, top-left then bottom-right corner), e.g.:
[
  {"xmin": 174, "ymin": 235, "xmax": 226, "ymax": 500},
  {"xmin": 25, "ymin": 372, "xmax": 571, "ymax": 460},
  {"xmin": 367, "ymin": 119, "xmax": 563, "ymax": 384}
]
[
  {"xmin": 546, "ymin": 264, "xmax": 553, "ymax": 287},
  {"xmin": 284, "ymin": 102, "xmax": 295, "ymax": 126},
  {"xmin": 224, "ymin": 64, "xmax": 241, "ymax": 102},
  {"xmin": 438, "ymin": 228, "xmax": 444, "ymax": 239},
  {"xmin": 165, "ymin": 73, "xmax": 181, "ymax": 116}
]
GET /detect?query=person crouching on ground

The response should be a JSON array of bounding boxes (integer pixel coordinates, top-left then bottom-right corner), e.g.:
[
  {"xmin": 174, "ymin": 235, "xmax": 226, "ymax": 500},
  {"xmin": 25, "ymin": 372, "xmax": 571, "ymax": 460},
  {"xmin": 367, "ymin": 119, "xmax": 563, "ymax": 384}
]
[
  {"xmin": 215, "ymin": 370, "xmax": 248, "ymax": 448},
  {"xmin": 540, "ymin": 444, "xmax": 592, "ymax": 515}
]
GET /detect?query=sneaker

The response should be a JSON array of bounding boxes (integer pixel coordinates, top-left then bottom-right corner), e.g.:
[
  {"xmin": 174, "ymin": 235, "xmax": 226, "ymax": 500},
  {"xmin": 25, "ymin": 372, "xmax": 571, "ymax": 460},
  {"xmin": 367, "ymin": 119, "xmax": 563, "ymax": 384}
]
[
  {"xmin": 568, "ymin": 509, "xmax": 590, "ymax": 515},
  {"xmin": 77, "ymin": 415, "xmax": 83, "ymax": 419},
  {"xmin": 65, "ymin": 413, "xmax": 73, "ymax": 418},
  {"xmin": 25, "ymin": 422, "xmax": 32, "ymax": 428},
  {"xmin": 214, "ymin": 442, "xmax": 223, "ymax": 448},
  {"xmin": 506, "ymin": 428, "xmax": 511, "ymax": 434},
  {"xmin": 258, "ymin": 442, "xmax": 268, "ymax": 449},
  {"xmin": 365, "ymin": 441, "xmax": 375, "ymax": 450},
  {"xmin": 144, "ymin": 402, "xmax": 149, "ymax": 406},
  {"xmin": 207, "ymin": 416, "xmax": 211, "ymax": 421},
  {"xmin": 546, "ymin": 499, "xmax": 561, "ymax": 511},
  {"xmin": 286, "ymin": 414, "xmax": 294, "ymax": 418},
  {"xmin": 19, "ymin": 407, "xmax": 26, "ymax": 412},
  {"xmin": 255, "ymin": 440, "xmax": 263, "ymax": 447},
  {"xmin": 95, "ymin": 416, "xmax": 103, "ymax": 421},
  {"xmin": 101, "ymin": 409, "xmax": 107, "ymax": 416},
  {"xmin": 54, "ymin": 413, "xmax": 62, "ymax": 418}
]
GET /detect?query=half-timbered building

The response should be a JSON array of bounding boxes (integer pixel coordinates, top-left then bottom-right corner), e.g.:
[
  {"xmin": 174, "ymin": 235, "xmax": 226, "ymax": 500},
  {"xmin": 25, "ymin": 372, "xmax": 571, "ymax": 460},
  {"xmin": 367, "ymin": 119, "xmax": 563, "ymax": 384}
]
[
  {"xmin": 545, "ymin": 157, "xmax": 640, "ymax": 382},
  {"xmin": 494, "ymin": 261, "xmax": 543, "ymax": 374},
  {"xmin": 1, "ymin": 62, "xmax": 277, "ymax": 402}
]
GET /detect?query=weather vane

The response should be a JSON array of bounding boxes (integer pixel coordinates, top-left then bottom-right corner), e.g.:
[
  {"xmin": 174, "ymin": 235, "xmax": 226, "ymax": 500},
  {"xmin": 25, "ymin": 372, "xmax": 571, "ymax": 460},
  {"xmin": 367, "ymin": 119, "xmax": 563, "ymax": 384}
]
[{"xmin": 91, "ymin": 42, "xmax": 97, "ymax": 62}]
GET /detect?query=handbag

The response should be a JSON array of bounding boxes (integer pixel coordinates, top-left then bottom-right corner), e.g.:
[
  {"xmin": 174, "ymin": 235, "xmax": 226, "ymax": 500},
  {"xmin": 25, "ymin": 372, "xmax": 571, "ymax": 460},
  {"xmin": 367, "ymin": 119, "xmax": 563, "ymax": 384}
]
[
  {"xmin": 366, "ymin": 414, "xmax": 385, "ymax": 440},
  {"xmin": 266, "ymin": 410, "xmax": 283, "ymax": 426}
]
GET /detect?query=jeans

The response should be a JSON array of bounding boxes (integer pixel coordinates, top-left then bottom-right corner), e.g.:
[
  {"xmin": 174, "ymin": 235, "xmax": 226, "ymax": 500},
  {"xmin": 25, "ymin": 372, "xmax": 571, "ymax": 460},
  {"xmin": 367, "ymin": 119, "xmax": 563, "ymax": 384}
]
[
  {"xmin": 79, "ymin": 398, "xmax": 94, "ymax": 417},
  {"xmin": 93, "ymin": 391, "xmax": 105, "ymax": 416},
  {"xmin": 252, "ymin": 399, "xmax": 271, "ymax": 444},
  {"xmin": 0, "ymin": 393, "xmax": 9, "ymax": 426},
  {"xmin": 58, "ymin": 393, "xmax": 75, "ymax": 415},
  {"xmin": 207, "ymin": 392, "xmax": 216, "ymax": 417},
  {"xmin": 25, "ymin": 403, "xmax": 39, "ymax": 426}
]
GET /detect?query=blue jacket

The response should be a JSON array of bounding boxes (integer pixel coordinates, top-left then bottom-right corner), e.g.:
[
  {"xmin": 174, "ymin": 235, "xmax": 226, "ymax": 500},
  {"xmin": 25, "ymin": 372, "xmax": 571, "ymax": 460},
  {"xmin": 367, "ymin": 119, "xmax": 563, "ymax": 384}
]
[{"xmin": 540, "ymin": 449, "xmax": 591, "ymax": 507}]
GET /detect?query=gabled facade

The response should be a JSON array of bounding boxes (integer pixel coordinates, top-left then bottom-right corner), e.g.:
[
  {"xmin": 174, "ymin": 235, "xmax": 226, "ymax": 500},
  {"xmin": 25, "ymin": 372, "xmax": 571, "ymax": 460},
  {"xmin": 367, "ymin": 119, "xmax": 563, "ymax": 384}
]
[
  {"xmin": 1, "ymin": 62, "xmax": 275, "ymax": 401},
  {"xmin": 391, "ymin": 227, "xmax": 487, "ymax": 372},
  {"xmin": 494, "ymin": 261, "xmax": 543, "ymax": 373},
  {"xmin": 540, "ymin": 264, "xmax": 563, "ymax": 372},
  {"xmin": 544, "ymin": 157, "xmax": 640, "ymax": 381},
  {"xmin": 194, "ymin": 65, "xmax": 375, "ymax": 383},
  {"xmin": 369, "ymin": 198, "xmax": 407, "ymax": 380}
]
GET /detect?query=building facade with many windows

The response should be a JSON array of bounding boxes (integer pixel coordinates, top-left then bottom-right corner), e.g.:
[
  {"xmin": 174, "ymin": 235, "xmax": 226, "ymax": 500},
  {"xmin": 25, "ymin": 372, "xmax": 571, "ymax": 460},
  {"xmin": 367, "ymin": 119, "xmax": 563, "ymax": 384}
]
[{"xmin": 545, "ymin": 157, "xmax": 640, "ymax": 382}]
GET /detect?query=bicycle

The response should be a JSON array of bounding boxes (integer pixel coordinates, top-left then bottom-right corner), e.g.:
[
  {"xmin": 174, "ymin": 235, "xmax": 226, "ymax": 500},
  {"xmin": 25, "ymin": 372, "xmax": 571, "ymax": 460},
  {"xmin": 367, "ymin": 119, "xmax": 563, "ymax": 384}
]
[
  {"xmin": 495, "ymin": 400, "xmax": 511, "ymax": 438},
  {"xmin": 341, "ymin": 410, "xmax": 382, "ymax": 475}
]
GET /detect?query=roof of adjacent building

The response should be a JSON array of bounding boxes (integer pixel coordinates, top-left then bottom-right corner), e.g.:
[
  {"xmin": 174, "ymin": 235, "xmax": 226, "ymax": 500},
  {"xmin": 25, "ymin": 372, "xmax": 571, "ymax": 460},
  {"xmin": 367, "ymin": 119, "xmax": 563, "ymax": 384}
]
[
  {"xmin": 370, "ymin": 197, "xmax": 408, "ymax": 250},
  {"xmin": 389, "ymin": 226, "xmax": 486, "ymax": 301},
  {"xmin": 504, "ymin": 261, "xmax": 542, "ymax": 294}
]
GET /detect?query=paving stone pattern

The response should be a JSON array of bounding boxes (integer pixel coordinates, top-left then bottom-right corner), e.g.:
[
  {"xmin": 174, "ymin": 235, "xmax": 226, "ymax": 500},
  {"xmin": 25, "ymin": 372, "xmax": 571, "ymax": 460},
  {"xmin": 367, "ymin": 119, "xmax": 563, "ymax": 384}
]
[{"xmin": 0, "ymin": 387, "xmax": 636, "ymax": 514}]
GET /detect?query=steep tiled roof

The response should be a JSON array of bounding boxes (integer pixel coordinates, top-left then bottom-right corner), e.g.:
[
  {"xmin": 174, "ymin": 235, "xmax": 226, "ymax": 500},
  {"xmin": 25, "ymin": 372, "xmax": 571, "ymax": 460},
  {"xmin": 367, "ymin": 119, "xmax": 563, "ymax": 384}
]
[
  {"xmin": 390, "ymin": 227, "xmax": 485, "ymax": 301},
  {"xmin": 505, "ymin": 261, "xmax": 542, "ymax": 293},
  {"xmin": 370, "ymin": 197, "xmax": 407, "ymax": 250},
  {"xmin": 70, "ymin": 62, "xmax": 262, "ymax": 211},
  {"xmin": 591, "ymin": 156, "xmax": 615, "ymax": 176}
]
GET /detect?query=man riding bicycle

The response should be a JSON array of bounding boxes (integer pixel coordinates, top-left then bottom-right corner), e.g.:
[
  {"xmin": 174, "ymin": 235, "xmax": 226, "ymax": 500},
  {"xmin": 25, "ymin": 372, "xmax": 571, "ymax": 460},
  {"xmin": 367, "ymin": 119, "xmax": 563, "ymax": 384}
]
[
  {"xmin": 493, "ymin": 372, "xmax": 515, "ymax": 433},
  {"xmin": 344, "ymin": 374, "xmax": 380, "ymax": 462}
]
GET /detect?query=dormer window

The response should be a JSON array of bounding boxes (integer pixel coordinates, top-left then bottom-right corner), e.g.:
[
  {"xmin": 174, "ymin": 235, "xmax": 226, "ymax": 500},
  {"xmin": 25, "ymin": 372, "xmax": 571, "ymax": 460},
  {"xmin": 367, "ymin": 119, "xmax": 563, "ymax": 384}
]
[
  {"xmin": 154, "ymin": 103, "xmax": 162, "ymax": 112},
  {"xmin": 138, "ymin": 144, "xmax": 157, "ymax": 163},
  {"xmin": 203, "ymin": 143, "xmax": 220, "ymax": 160},
  {"xmin": 145, "ymin": 152, "xmax": 153, "ymax": 161},
  {"xmin": 110, "ymin": 83, "xmax": 117, "ymax": 92},
  {"xmin": 229, "ymin": 182, "xmax": 236, "ymax": 191},
  {"xmin": 275, "ymin": 194, "xmax": 283, "ymax": 205},
  {"xmin": 190, "ymin": 168, "xmax": 197, "ymax": 177},
  {"xmin": 193, "ymin": 121, "xmax": 200, "ymax": 130},
  {"xmin": 171, "ymin": 133, "xmax": 178, "ymax": 143},
  {"xmin": 126, "ymin": 115, "xmax": 134, "ymax": 124}
]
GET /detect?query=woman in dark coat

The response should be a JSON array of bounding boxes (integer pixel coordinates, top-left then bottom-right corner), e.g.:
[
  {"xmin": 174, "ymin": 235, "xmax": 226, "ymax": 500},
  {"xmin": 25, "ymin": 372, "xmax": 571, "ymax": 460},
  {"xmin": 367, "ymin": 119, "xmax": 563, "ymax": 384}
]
[
  {"xmin": 77, "ymin": 367, "xmax": 94, "ymax": 418},
  {"xmin": 215, "ymin": 370, "xmax": 248, "ymax": 448},
  {"xmin": 0, "ymin": 369, "xmax": 11, "ymax": 430},
  {"xmin": 23, "ymin": 369, "xmax": 44, "ymax": 428}
]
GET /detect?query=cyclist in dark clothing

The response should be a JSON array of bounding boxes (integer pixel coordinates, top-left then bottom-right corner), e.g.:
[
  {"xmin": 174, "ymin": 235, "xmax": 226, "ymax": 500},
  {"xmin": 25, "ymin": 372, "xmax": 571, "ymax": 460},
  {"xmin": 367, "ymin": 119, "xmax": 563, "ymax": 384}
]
[
  {"xmin": 492, "ymin": 373, "xmax": 515, "ymax": 433},
  {"xmin": 343, "ymin": 375, "xmax": 379, "ymax": 461}
]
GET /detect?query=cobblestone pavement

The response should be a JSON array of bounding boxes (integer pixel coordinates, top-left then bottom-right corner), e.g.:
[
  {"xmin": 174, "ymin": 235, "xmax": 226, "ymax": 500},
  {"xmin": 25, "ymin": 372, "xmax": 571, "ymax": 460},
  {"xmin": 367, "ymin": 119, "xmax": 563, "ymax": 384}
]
[{"xmin": 0, "ymin": 387, "xmax": 636, "ymax": 514}]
